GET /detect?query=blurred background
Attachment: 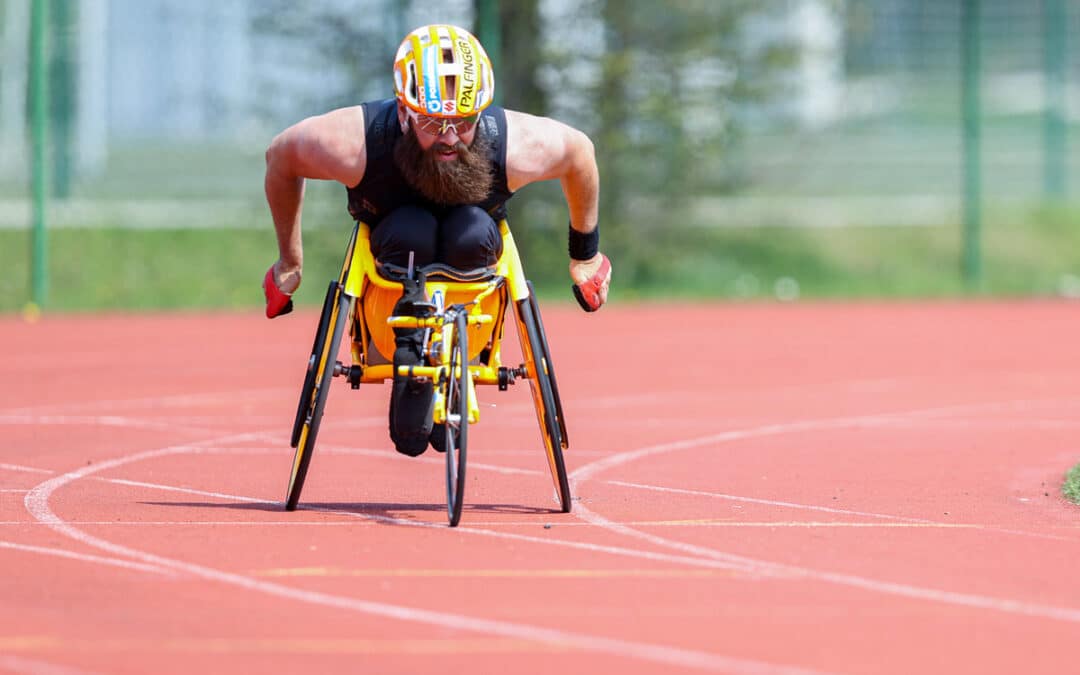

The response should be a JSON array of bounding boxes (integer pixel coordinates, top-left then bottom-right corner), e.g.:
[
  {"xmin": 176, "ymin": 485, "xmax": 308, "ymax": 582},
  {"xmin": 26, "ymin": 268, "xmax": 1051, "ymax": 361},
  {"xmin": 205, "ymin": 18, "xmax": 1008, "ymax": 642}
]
[{"xmin": 2, "ymin": 0, "xmax": 1079, "ymax": 312}]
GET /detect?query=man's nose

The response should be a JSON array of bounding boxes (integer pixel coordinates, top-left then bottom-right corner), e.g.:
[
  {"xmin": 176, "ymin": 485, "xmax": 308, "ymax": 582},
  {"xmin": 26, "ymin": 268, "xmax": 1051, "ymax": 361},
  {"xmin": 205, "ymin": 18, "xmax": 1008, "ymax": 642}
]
[{"xmin": 437, "ymin": 127, "xmax": 461, "ymax": 144}]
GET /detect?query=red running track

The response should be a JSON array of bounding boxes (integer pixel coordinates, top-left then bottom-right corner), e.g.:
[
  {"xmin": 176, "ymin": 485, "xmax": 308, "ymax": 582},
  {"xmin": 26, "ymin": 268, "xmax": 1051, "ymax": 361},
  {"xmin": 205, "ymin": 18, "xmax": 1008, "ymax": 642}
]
[{"xmin": 2, "ymin": 301, "xmax": 1080, "ymax": 674}]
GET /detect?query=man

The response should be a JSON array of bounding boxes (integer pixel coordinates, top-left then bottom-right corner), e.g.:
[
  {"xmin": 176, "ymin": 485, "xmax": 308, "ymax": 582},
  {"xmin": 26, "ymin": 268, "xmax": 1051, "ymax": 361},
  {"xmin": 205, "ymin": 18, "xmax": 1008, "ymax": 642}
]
[{"xmin": 262, "ymin": 24, "xmax": 611, "ymax": 456}]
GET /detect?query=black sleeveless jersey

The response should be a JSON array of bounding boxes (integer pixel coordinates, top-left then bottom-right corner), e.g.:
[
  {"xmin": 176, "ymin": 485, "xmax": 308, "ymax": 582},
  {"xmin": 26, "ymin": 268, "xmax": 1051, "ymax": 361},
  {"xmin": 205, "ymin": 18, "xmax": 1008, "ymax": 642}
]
[{"xmin": 346, "ymin": 99, "xmax": 514, "ymax": 224}]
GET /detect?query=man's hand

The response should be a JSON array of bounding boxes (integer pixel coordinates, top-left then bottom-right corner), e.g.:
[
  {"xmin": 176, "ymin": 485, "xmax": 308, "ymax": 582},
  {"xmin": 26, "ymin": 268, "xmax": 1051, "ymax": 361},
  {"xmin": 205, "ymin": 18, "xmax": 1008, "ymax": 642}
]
[
  {"xmin": 263, "ymin": 260, "xmax": 302, "ymax": 319},
  {"xmin": 569, "ymin": 253, "xmax": 611, "ymax": 312}
]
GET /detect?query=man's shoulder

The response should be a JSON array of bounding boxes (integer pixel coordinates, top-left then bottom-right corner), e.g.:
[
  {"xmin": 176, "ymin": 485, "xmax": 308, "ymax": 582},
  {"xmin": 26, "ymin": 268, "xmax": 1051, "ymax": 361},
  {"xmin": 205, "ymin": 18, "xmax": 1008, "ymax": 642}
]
[{"xmin": 358, "ymin": 100, "xmax": 400, "ymax": 158}]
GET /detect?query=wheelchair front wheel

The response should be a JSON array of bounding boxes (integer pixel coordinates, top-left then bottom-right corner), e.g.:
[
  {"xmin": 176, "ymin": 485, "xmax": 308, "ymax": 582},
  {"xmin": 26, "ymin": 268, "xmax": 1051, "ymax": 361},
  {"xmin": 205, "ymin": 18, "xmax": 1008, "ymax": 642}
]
[
  {"xmin": 516, "ymin": 295, "xmax": 572, "ymax": 513},
  {"xmin": 286, "ymin": 284, "xmax": 350, "ymax": 511},
  {"xmin": 444, "ymin": 310, "xmax": 469, "ymax": 527}
]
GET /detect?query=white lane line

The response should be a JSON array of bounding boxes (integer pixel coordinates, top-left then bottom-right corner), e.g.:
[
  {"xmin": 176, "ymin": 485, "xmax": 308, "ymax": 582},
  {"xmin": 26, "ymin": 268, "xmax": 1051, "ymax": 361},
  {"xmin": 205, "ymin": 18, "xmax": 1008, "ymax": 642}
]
[
  {"xmin": 23, "ymin": 441, "xmax": 830, "ymax": 675},
  {"xmin": 16, "ymin": 399, "xmax": 1080, "ymax": 630},
  {"xmin": 605, "ymin": 481, "xmax": 933, "ymax": 523},
  {"xmin": 0, "ymin": 654, "xmax": 99, "ymax": 675},
  {"xmin": 604, "ymin": 480, "xmax": 1076, "ymax": 542},
  {"xmin": 0, "ymin": 521, "xmax": 370, "ymax": 527},
  {"xmin": 574, "ymin": 498, "xmax": 1080, "ymax": 623},
  {"xmin": 0, "ymin": 388, "xmax": 295, "ymax": 417},
  {"xmin": 315, "ymin": 442, "xmax": 563, "ymax": 473},
  {"xmin": 570, "ymin": 406, "xmax": 1080, "ymax": 624},
  {"xmin": 0, "ymin": 415, "xmax": 221, "ymax": 436},
  {"xmin": 103, "ymin": 478, "xmax": 272, "ymax": 501},
  {"xmin": 1, "ymin": 464, "xmax": 53, "ymax": 475},
  {"xmin": 0, "ymin": 520, "xmax": 984, "ymax": 529},
  {"xmin": 0, "ymin": 541, "xmax": 173, "ymax": 577},
  {"xmin": 95, "ymin": 477, "xmax": 765, "ymax": 573}
]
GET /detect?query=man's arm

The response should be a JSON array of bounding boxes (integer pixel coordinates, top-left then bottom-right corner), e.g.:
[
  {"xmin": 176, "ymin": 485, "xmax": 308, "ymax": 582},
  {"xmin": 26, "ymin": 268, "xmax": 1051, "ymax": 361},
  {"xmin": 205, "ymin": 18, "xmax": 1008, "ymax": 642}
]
[
  {"xmin": 505, "ymin": 110, "xmax": 610, "ymax": 311},
  {"xmin": 264, "ymin": 106, "xmax": 368, "ymax": 298}
]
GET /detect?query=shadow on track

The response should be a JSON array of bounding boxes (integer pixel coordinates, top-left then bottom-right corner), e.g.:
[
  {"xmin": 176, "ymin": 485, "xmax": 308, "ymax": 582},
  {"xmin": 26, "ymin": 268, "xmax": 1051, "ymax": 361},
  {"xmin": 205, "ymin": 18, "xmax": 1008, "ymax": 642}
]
[{"xmin": 140, "ymin": 500, "xmax": 557, "ymax": 523}]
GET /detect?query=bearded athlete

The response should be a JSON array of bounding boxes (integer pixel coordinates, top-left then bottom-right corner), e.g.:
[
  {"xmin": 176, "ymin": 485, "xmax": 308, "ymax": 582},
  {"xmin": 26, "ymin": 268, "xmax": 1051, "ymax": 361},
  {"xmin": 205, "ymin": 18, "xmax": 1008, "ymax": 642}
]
[{"xmin": 262, "ymin": 24, "xmax": 611, "ymax": 456}]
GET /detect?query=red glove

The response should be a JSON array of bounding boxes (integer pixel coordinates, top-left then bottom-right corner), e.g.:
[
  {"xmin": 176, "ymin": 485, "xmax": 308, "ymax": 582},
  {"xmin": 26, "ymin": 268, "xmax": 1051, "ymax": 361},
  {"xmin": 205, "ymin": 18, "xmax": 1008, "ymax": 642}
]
[
  {"xmin": 571, "ymin": 254, "xmax": 611, "ymax": 313},
  {"xmin": 263, "ymin": 266, "xmax": 294, "ymax": 318}
]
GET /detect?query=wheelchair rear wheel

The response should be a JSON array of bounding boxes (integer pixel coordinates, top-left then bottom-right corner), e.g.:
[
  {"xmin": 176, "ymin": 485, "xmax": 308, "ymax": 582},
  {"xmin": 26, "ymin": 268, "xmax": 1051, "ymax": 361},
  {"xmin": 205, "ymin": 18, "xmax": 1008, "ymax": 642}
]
[
  {"xmin": 444, "ymin": 311, "xmax": 469, "ymax": 527},
  {"xmin": 516, "ymin": 294, "xmax": 572, "ymax": 513},
  {"xmin": 286, "ymin": 283, "xmax": 350, "ymax": 511},
  {"xmin": 291, "ymin": 281, "xmax": 339, "ymax": 448},
  {"xmin": 527, "ymin": 281, "xmax": 569, "ymax": 448}
]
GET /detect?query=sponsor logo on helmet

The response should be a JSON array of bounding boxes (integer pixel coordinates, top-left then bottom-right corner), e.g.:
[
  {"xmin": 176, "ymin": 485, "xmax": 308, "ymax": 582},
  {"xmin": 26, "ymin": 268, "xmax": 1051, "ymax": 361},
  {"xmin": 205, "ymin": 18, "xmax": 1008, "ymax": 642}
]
[
  {"xmin": 456, "ymin": 37, "xmax": 476, "ymax": 112},
  {"xmin": 443, "ymin": 100, "xmax": 456, "ymax": 114},
  {"xmin": 422, "ymin": 45, "xmax": 441, "ymax": 112}
]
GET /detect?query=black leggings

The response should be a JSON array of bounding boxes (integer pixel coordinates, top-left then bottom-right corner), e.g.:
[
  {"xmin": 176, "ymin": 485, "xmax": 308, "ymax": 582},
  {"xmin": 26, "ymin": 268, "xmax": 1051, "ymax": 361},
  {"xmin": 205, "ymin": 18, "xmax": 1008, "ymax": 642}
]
[{"xmin": 370, "ymin": 205, "xmax": 503, "ymax": 270}]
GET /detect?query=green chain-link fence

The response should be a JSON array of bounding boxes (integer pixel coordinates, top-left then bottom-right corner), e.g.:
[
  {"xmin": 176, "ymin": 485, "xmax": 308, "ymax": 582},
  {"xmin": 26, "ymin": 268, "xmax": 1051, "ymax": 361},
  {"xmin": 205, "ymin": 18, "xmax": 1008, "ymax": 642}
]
[{"xmin": 1, "ymin": 0, "xmax": 1078, "ymax": 311}]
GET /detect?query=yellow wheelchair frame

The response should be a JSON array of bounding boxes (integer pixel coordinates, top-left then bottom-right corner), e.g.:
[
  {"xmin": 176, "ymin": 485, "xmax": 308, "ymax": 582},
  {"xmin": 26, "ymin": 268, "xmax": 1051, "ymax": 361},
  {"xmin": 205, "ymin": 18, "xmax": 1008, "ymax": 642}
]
[{"xmin": 285, "ymin": 220, "xmax": 571, "ymax": 526}]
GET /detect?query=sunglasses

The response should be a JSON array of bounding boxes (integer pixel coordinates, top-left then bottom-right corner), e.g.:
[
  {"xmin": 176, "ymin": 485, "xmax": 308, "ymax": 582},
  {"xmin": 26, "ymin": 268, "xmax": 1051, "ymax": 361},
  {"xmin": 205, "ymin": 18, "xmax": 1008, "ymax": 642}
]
[{"xmin": 408, "ymin": 109, "xmax": 480, "ymax": 136}]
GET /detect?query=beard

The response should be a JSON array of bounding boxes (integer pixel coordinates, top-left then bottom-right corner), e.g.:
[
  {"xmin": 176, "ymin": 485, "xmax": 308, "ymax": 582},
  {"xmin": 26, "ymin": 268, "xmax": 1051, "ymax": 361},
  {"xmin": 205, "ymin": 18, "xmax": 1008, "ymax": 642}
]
[{"xmin": 393, "ymin": 121, "xmax": 495, "ymax": 206}]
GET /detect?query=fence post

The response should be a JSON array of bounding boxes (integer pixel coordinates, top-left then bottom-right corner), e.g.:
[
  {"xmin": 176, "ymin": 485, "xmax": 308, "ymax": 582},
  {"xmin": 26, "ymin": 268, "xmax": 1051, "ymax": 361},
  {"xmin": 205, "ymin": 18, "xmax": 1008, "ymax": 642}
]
[
  {"xmin": 474, "ymin": 0, "xmax": 501, "ymax": 71},
  {"xmin": 961, "ymin": 0, "xmax": 982, "ymax": 287},
  {"xmin": 30, "ymin": 0, "xmax": 50, "ymax": 311},
  {"xmin": 1043, "ymin": 0, "xmax": 1067, "ymax": 201}
]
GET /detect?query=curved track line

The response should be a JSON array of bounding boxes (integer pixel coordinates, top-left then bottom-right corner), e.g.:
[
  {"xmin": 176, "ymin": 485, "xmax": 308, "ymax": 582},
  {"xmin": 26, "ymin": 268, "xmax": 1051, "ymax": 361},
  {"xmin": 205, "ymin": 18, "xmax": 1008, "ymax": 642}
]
[
  {"xmin": 0, "ymin": 541, "xmax": 174, "ymax": 576},
  {"xmin": 605, "ymin": 480, "xmax": 933, "ymax": 522},
  {"xmin": 602, "ymin": 480, "xmax": 1077, "ymax": 542},
  {"xmin": 22, "ymin": 440, "xmax": 831, "ymax": 674},
  {"xmin": 1, "ymin": 464, "xmax": 54, "ymax": 475},
  {"xmin": 0, "ymin": 654, "xmax": 99, "ymax": 675},
  {"xmin": 0, "ymin": 388, "xmax": 295, "ymax": 417},
  {"xmin": 572, "ymin": 499, "xmax": 1080, "ymax": 623},
  {"xmin": 568, "ymin": 406, "xmax": 1080, "ymax": 624},
  {"xmin": 76, "ymin": 473, "xmax": 768, "ymax": 574}
]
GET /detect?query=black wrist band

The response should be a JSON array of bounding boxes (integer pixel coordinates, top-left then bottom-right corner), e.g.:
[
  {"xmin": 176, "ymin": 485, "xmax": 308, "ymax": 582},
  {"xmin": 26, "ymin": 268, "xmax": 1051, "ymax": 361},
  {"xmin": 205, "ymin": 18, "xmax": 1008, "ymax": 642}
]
[{"xmin": 568, "ymin": 223, "xmax": 599, "ymax": 261}]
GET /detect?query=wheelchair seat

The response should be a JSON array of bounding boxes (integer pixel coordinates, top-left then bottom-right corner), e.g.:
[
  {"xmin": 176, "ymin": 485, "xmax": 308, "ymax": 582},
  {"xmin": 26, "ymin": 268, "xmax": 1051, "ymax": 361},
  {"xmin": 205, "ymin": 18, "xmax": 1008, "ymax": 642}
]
[{"xmin": 376, "ymin": 261, "xmax": 498, "ymax": 284}]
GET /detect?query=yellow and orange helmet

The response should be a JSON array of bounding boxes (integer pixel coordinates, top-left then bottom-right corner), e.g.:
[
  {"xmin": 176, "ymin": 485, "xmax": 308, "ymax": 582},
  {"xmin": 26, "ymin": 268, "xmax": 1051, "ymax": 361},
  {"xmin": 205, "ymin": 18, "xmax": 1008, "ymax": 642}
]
[{"xmin": 393, "ymin": 24, "xmax": 495, "ymax": 118}]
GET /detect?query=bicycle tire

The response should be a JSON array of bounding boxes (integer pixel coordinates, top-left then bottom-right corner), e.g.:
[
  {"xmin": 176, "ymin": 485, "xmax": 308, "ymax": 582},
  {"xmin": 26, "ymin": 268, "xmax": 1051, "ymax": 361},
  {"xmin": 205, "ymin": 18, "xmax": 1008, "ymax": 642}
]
[
  {"xmin": 290, "ymin": 280, "xmax": 339, "ymax": 448},
  {"xmin": 445, "ymin": 311, "xmax": 469, "ymax": 526},
  {"xmin": 286, "ymin": 287, "xmax": 350, "ymax": 511},
  {"xmin": 517, "ymin": 297, "xmax": 572, "ymax": 513},
  {"xmin": 526, "ymin": 281, "xmax": 568, "ymax": 448}
]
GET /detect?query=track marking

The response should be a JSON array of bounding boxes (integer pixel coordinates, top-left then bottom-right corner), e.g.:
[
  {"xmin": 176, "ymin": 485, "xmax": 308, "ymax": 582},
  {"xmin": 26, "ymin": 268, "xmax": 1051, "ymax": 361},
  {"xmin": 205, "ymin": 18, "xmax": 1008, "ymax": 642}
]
[
  {"xmin": 0, "ymin": 521, "xmax": 379, "ymax": 527},
  {"xmin": 0, "ymin": 522, "xmax": 371, "ymax": 527},
  {"xmin": 0, "ymin": 541, "xmax": 175, "ymax": 577},
  {"xmin": 0, "ymin": 388, "xmax": 295, "ymax": 417},
  {"xmin": 253, "ymin": 567, "xmax": 734, "ymax": 578},
  {"xmin": 23, "ymin": 439, "xmax": 831, "ymax": 675},
  {"xmin": 0, "ymin": 636, "xmax": 566, "ymax": 655},
  {"xmin": 570, "ymin": 406, "xmax": 1080, "ymax": 623},
  {"xmin": 67, "ymin": 475, "xmax": 768, "ymax": 573},
  {"xmin": 1, "ymin": 464, "xmax": 53, "ymax": 475},
  {"xmin": 606, "ymin": 480, "xmax": 933, "ymax": 522},
  {"xmin": 0, "ymin": 519, "xmax": 989, "ymax": 529},
  {"xmin": 17, "ymin": 396, "xmax": 1080, "ymax": 658},
  {"xmin": 0, "ymin": 654, "xmax": 98, "ymax": 675},
  {"xmin": 0, "ymin": 415, "xmax": 219, "ymax": 435},
  {"xmin": 603, "ymin": 481, "xmax": 1075, "ymax": 541},
  {"xmin": 610, "ymin": 520, "xmax": 978, "ymax": 528}
]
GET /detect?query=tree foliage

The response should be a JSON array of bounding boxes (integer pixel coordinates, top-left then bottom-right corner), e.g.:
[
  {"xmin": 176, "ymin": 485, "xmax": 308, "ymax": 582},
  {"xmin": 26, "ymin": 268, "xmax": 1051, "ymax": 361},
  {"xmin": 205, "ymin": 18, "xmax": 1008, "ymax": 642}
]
[{"xmin": 252, "ymin": 0, "xmax": 800, "ymax": 288}]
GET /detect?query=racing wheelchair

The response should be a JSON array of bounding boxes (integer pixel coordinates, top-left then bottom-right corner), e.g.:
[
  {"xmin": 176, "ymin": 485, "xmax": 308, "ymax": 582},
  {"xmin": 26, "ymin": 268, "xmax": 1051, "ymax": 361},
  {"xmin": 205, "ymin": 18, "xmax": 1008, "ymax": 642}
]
[{"xmin": 285, "ymin": 219, "xmax": 571, "ymax": 526}]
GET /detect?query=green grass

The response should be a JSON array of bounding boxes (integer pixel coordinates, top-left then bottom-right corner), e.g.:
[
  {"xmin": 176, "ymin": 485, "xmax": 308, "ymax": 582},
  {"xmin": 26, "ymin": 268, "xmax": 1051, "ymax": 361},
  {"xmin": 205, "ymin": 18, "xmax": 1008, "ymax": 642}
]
[
  {"xmin": 605, "ymin": 201, "xmax": 1080, "ymax": 301},
  {"xmin": 5, "ymin": 200, "xmax": 1080, "ymax": 314},
  {"xmin": 5, "ymin": 124, "xmax": 1080, "ymax": 314},
  {"xmin": 0, "ymin": 225, "xmax": 349, "ymax": 313},
  {"xmin": 1064, "ymin": 462, "xmax": 1080, "ymax": 505}
]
